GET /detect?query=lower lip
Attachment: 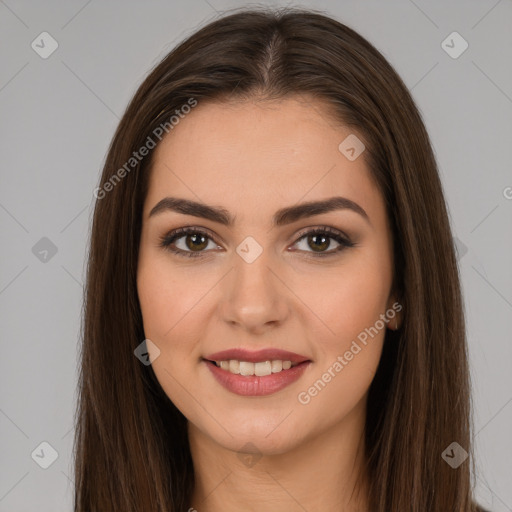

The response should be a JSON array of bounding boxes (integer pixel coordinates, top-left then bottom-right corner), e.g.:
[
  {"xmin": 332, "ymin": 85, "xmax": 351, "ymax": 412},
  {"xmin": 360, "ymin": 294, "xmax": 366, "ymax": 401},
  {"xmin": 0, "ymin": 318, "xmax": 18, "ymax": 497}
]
[{"xmin": 204, "ymin": 360, "xmax": 311, "ymax": 396}]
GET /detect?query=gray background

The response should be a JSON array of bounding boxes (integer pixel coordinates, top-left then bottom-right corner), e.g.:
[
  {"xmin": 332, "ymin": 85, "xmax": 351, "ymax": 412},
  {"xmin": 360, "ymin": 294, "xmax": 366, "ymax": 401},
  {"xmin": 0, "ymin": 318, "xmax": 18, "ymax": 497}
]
[{"xmin": 1, "ymin": 0, "xmax": 511, "ymax": 510}]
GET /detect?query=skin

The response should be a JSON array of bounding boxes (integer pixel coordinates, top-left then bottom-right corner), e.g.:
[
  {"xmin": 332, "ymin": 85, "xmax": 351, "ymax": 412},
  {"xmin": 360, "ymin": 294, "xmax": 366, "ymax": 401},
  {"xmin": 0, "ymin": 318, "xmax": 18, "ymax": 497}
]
[{"xmin": 137, "ymin": 95, "xmax": 402, "ymax": 512}]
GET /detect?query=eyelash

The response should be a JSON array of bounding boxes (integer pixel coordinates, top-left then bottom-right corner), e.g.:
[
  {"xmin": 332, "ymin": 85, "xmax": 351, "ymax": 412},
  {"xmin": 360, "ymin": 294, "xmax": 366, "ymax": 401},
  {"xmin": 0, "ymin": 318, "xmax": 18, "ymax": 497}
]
[{"xmin": 158, "ymin": 226, "xmax": 355, "ymax": 259}]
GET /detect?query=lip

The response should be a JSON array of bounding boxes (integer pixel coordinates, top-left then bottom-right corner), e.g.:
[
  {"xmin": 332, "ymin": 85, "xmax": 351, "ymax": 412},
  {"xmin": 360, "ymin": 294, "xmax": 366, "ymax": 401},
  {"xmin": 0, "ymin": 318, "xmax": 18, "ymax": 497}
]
[
  {"xmin": 204, "ymin": 348, "xmax": 310, "ymax": 364},
  {"xmin": 203, "ymin": 348, "xmax": 312, "ymax": 397}
]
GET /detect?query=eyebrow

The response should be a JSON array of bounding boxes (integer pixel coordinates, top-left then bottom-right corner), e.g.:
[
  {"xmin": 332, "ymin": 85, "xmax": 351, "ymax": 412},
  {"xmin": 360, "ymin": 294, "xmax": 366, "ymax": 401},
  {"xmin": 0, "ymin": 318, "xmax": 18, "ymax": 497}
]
[{"xmin": 148, "ymin": 196, "xmax": 370, "ymax": 226}]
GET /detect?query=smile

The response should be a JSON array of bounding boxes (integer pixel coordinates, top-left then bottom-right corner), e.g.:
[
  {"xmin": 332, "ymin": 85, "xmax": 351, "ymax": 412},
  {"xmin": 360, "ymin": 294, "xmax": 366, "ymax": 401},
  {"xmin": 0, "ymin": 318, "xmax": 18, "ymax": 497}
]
[{"xmin": 213, "ymin": 359, "xmax": 298, "ymax": 376}]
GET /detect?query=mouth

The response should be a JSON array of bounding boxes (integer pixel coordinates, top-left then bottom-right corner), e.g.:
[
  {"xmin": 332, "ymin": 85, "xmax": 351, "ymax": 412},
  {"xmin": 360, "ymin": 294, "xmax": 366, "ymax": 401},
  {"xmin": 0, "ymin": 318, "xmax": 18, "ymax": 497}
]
[{"xmin": 202, "ymin": 353, "xmax": 312, "ymax": 396}]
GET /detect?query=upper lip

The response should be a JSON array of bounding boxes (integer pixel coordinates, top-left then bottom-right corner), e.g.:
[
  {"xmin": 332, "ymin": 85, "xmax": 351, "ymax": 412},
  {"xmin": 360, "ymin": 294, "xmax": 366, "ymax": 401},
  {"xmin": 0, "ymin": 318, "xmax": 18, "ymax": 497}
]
[{"xmin": 204, "ymin": 348, "xmax": 311, "ymax": 364}]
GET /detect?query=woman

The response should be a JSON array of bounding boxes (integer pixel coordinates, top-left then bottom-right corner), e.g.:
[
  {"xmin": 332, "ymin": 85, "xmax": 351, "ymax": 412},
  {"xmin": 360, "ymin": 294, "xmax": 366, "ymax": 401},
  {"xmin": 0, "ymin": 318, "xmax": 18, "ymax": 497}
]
[{"xmin": 75, "ymin": 7, "xmax": 489, "ymax": 511}]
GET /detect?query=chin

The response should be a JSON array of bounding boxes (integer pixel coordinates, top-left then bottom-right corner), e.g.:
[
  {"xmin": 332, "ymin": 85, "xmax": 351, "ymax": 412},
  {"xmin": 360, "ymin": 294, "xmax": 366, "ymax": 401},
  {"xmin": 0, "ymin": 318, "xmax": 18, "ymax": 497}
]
[
  {"xmin": 222, "ymin": 431, "xmax": 302, "ymax": 457},
  {"xmin": 201, "ymin": 413, "xmax": 307, "ymax": 456}
]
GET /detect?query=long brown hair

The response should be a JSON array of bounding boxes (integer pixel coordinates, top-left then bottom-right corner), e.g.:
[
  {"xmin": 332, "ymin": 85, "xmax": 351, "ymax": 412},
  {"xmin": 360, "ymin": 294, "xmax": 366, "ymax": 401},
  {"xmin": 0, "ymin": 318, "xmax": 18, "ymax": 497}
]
[{"xmin": 74, "ymin": 6, "xmax": 487, "ymax": 511}]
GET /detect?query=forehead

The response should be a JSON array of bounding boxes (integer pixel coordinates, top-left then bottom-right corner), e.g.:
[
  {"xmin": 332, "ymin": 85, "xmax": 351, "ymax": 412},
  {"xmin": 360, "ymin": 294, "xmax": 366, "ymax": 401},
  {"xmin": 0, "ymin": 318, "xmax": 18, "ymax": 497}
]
[{"xmin": 144, "ymin": 96, "xmax": 384, "ymax": 225}]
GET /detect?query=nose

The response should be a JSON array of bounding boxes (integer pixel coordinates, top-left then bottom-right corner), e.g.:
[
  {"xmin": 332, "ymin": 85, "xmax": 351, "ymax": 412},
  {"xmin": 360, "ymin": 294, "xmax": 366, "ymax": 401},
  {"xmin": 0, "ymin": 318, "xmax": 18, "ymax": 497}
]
[{"xmin": 219, "ymin": 249, "xmax": 291, "ymax": 334}]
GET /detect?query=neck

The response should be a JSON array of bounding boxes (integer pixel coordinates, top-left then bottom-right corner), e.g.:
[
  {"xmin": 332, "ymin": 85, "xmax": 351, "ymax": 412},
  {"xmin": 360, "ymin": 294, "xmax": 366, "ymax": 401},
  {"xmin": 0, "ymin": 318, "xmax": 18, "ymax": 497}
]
[{"xmin": 188, "ymin": 401, "xmax": 370, "ymax": 512}]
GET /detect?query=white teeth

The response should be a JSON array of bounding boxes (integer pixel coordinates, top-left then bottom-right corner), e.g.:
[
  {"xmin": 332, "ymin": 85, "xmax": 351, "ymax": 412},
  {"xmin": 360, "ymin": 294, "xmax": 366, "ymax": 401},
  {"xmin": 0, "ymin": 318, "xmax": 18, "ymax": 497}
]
[
  {"xmin": 214, "ymin": 359, "xmax": 298, "ymax": 376},
  {"xmin": 229, "ymin": 359, "xmax": 240, "ymax": 373},
  {"xmin": 255, "ymin": 361, "xmax": 272, "ymax": 377},
  {"xmin": 271, "ymin": 360, "xmax": 282, "ymax": 373},
  {"xmin": 239, "ymin": 361, "xmax": 254, "ymax": 376}
]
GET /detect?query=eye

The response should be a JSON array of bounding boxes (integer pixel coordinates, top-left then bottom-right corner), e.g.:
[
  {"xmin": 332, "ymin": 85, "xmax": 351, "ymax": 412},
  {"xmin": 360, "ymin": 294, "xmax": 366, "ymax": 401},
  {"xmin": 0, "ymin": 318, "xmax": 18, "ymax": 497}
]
[
  {"xmin": 291, "ymin": 226, "xmax": 355, "ymax": 257},
  {"xmin": 158, "ymin": 226, "xmax": 355, "ymax": 258},
  {"xmin": 158, "ymin": 227, "xmax": 220, "ymax": 258}
]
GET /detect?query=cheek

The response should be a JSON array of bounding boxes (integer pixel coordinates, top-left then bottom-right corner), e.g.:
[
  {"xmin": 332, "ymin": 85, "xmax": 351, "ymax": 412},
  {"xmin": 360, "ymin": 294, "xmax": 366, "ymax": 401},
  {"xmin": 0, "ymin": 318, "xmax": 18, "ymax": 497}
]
[
  {"xmin": 137, "ymin": 254, "xmax": 208, "ymax": 345},
  {"xmin": 137, "ymin": 260, "xmax": 206, "ymax": 419},
  {"xmin": 302, "ymin": 258, "xmax": 392, "ymax": 350},
  {"xmin": 136, "ymin": 254, "xmax": 214, "ymax": 394},
  {"xmin": 296, "ymin": 278, "xmax": 389, "ymax": 421},
  {"xmin": 293, "ymin": 246, "xmax": 392, "ymax": 418}
]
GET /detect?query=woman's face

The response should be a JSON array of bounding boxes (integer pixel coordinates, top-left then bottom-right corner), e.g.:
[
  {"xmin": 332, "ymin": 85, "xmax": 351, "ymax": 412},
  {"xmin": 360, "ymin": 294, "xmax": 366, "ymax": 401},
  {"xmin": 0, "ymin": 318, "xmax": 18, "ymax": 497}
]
[{"xmin": 137, "ymin": 95, "xmax": 399, "ymax": 455}]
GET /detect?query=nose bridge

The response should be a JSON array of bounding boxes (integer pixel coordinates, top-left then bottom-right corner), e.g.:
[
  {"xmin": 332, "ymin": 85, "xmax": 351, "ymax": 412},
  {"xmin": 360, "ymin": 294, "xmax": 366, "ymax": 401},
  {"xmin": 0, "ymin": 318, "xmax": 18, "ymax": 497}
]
[{"xmin": 220, "ymin": 240, "xmax": 289, "ymax": 331}]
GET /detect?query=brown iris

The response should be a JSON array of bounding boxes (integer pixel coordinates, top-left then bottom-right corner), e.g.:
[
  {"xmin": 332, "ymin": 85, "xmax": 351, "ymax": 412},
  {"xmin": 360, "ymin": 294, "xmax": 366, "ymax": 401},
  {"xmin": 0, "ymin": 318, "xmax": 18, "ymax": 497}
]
[
  {"xmin": 308, "ymin": 233, "xmax": 329, "ymax": 252},
  {"xmin": 186, "ymin": 233, "xmax": 209, "ymax": 251}
]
